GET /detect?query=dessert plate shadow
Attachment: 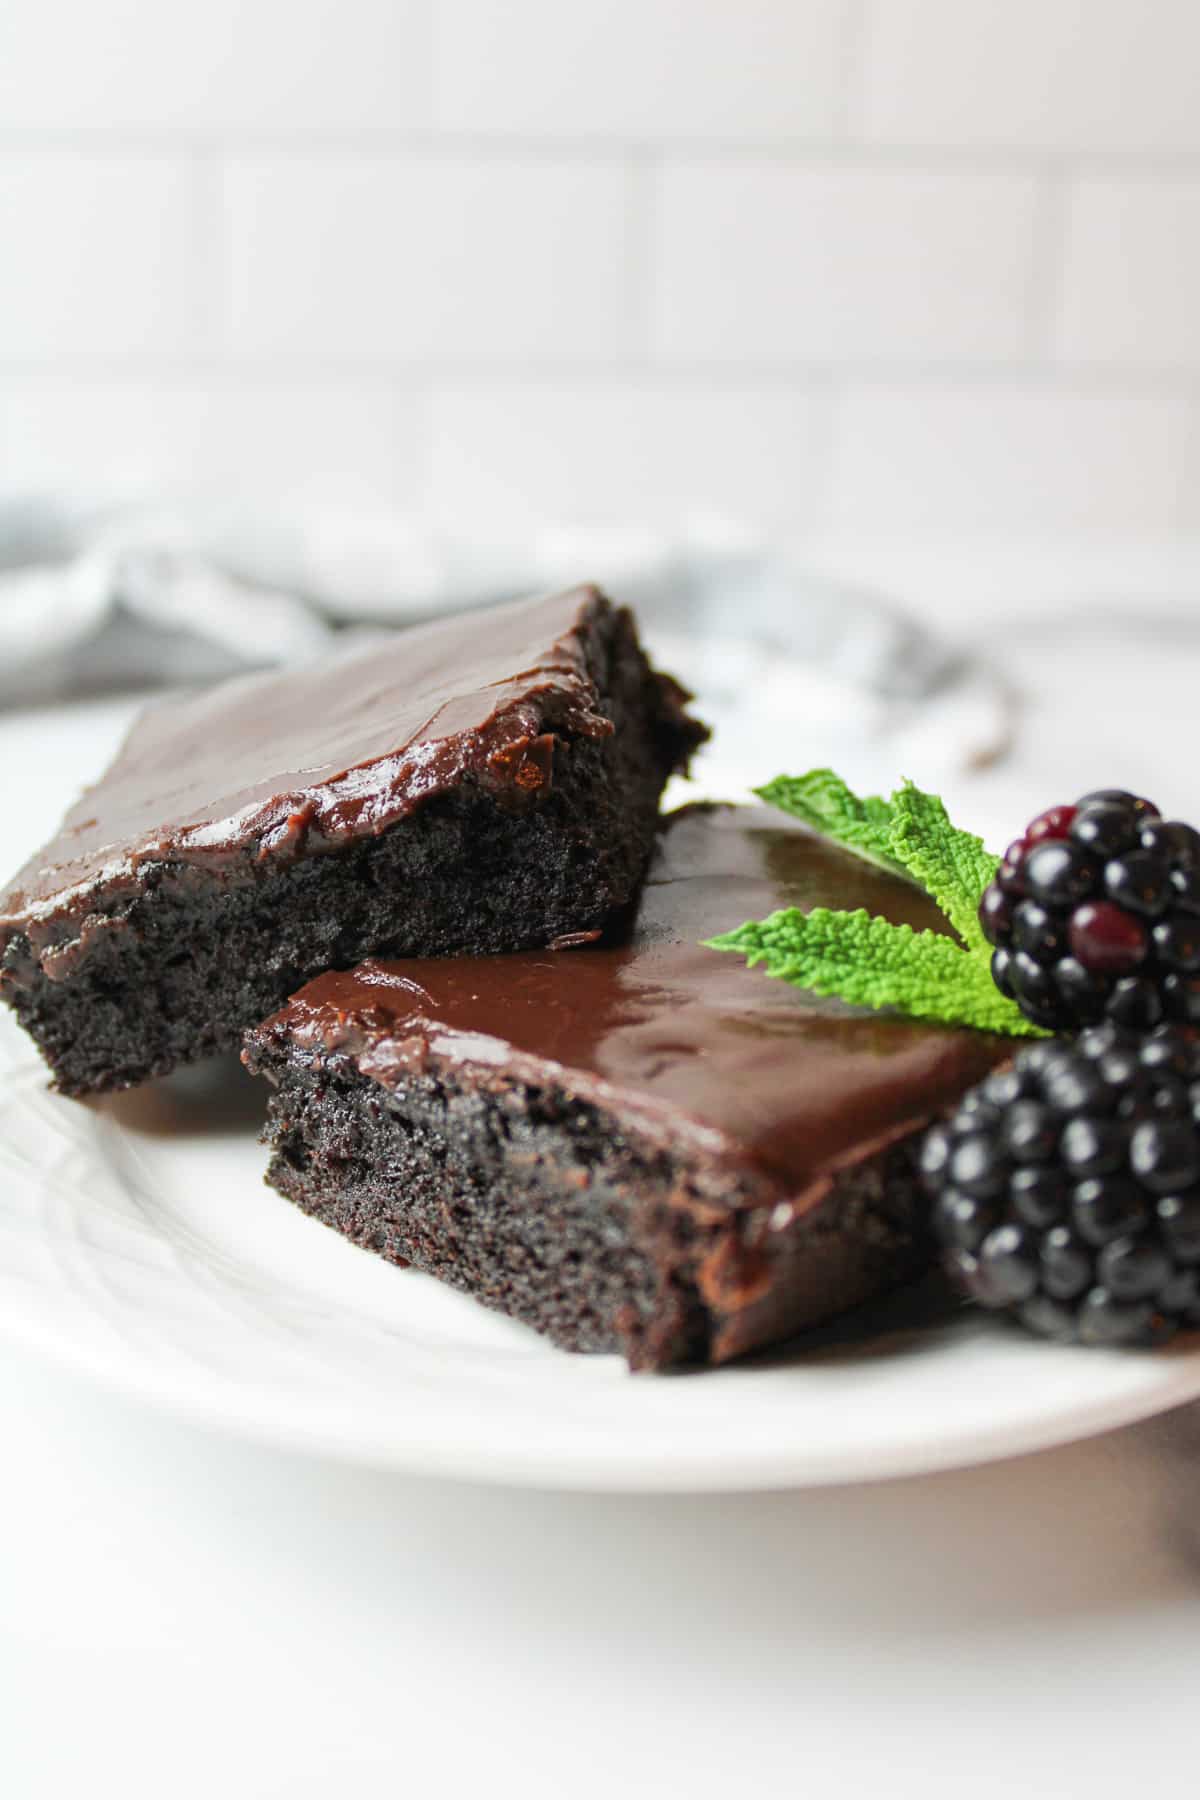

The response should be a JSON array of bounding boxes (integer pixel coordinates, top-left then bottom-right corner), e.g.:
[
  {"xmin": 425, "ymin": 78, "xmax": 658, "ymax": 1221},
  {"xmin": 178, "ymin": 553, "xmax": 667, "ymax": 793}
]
[{"xmin": 4, "ymin": 688, "xmax": 1200, "ymax": 1490}]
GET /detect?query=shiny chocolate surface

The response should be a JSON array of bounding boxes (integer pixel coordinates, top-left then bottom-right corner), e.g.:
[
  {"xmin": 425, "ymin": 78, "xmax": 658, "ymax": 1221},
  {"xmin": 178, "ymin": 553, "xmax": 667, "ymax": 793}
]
[
  {"xmin": 0, "ymin": 586, "xmax": 617, "ymax": 936},
  {"xmin": 262, "ymin": 806, "xmax": 1007, "ymax": 1194}
]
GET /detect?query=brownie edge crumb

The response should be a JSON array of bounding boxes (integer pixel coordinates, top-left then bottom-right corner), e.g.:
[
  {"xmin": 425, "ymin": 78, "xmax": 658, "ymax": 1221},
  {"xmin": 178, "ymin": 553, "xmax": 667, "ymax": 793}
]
[
  {"xmin": 243, "ymin": 1038, "xmax": 934, "ymax": 1371},
  {"xmin": 0, "ymin": 588, "xmax": 705, "ymax": 1095},
  {"xmin": 242, "ymin": 805, "xmax": 1008, "ymax": 1369}
]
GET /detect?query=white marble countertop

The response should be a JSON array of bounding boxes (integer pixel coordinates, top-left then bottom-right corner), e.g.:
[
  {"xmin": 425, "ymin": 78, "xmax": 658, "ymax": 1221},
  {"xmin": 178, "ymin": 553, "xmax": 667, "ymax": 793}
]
[{"xmin": 4, "ymin": 563, "xmax": 1200, "ymax": 1799}]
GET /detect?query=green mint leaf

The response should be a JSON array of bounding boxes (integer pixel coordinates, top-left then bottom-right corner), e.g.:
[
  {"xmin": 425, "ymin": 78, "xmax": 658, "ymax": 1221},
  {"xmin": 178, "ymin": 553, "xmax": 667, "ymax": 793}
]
[
  {"xmin": 707, "ymin": 908, "xmax": 1042, "ymax": 1037},
  {"xmin": 754, "ymin": 769, "xmax": 910, "ymax": 883},
  {"xmin": 714, "ymin": 766, "xmax": 1044, "ymax": 1038},
  {"xmin": 886, "ymin": 779, "xmax": 1000, "ymax": 954}
]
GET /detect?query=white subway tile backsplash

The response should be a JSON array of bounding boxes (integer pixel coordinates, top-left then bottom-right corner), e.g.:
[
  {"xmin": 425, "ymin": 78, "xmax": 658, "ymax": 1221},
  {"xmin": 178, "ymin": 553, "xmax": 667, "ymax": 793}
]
[
  {"xmin": 0, "ymin": 0, "xmax": 430, "ymax": 131},
  {"xmin": 434, "ymin": 0, "xmax": 846, "ymax": 140},
  {"xmin": 0, "ymin": 0, "xmax": 1198, "ymax": 546},
  {"xmin": 0, "ymin": 153, "xmax": 204, "ymax": 357},
  {"xmin": 429, "ymin": 381, "xmax": 829, "ymax": 530},
  {"xmin": 858, "ymin": 0, "xmax": 1200, "ymax": 153},
  {"xmin": 652, "ymin": 160, "xmax": 1038, "ymax": 363},
  {"xmin": 0, "ymin": 380, "xmax": 428, "ymax": 507},
  {"xmin": 828, "ymin": 383, "xmax": 1192, "ymax": 533},
  {"xmin": 222, "ymin": 153, "xmax": 632, "ymax": 361},
  {"xmin": 1055, "ymin": 179, "xmax": 1200, "ymax": 368}
]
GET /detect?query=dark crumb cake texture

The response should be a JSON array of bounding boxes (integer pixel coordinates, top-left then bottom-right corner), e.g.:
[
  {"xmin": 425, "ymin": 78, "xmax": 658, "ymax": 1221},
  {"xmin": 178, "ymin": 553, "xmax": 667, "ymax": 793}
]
[
  {"xmin": 0, "ymin": 587, "xmax": 705, "ymax": 1096},
  {"xmin": 244, "ymin": 806, "xmax": 1009, "ymax": 1370}
]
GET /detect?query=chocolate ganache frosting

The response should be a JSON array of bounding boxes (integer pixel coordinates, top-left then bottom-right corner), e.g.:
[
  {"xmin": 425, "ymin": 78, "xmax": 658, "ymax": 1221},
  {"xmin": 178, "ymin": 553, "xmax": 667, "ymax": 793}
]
[
  {"xmin": 0, "ymin": 586, "xmax": 680, "ymax": 952},
  {"xmin": 270, "ymin": 805, "xmax": 1008, "ymax": 1201}
]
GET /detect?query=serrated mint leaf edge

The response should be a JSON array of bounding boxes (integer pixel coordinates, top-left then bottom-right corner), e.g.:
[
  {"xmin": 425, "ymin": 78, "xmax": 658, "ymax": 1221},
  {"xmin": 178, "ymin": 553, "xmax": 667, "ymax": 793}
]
[
  {"xmin": 886, "ymin": 779, "xmax": 1001, "ymax": 954},
  {"xmin": 754, "ymin": 769, "xmax": 914, "ymax": 885},
  {"xmin": 706, "ymin": 906, "xmax": 1047, "ymax": 1038},
  {"xmin": 734, "ymin": 767, "xmax": 1043, "ymax": 1038}
]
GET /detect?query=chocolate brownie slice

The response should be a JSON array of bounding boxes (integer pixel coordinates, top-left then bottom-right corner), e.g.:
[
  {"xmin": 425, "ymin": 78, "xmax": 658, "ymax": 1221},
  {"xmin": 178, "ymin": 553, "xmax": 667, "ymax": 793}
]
[
  {"xmin": 0, "ymin": 587, "xmax": 704, "ymax": 1095},
  {"xmin": 243, "ymin": 805, "xmax": 1009, "ymax": 1370}
]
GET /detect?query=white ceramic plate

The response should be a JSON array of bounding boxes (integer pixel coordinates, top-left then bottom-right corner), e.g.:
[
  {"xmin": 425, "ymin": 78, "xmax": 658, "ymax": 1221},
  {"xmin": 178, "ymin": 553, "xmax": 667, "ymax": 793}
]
[{"xmin": 3, "ymin": 682, "xmax": 1200, "ymax": 1491}]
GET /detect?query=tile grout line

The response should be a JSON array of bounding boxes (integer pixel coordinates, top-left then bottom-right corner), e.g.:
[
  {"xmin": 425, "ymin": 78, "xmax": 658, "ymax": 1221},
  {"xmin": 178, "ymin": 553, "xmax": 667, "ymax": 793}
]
[
  {"xmin": 7, "ymin": 127, "xmax": 1200, "ymax": 176},
  {"xmin": 6, "ymin": 356, "xmax": 1200, "ymax": 389},
  {"xmin": 188, "ymin": 148, "xmax": 226, "ymax": 359},
  {"xmin": 404, "ymin": 0, "xmax": 437, "ymax": 557},
  {"xmin": 623, "ymin": 150, "xmax": 658, "ymax": 367},
  {"xmin": 402, "ymin": 372, "xmax": 438, "ymax": 518},
  {"xmin": 1170, "ymin": 395, "xmax": 1200, "ymax": 533},
  {"xmin": 833, "ymin": 0, "xmax": 872, "ymax": 142},
  {"xmin": 421, "ymin": 0, "xmax": 439, "ymax": 134},
  {"xmin": 1024, "ymin": 167, "xmax": 1069, "ymax": 362},
  {"xmin": 804, "ymin": 378, "xmax": 845, "ymax": 537}
]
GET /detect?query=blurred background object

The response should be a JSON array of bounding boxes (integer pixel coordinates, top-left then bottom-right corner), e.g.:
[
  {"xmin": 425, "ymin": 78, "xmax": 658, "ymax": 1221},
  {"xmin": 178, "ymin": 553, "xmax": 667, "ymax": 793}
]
[{"xmin": 0, "ymin": 497, "xmax": 1013, "ymax": 797}]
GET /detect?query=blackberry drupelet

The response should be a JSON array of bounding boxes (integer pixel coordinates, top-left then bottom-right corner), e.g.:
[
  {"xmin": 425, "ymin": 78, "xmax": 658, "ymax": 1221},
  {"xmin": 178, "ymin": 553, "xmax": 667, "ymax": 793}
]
[
  {"xmin": 980, "ymin": 789, "xmax": 1200, "ymax": 1032},
  {"xmin": 921, "ymin": 1023, "xmax": 1200, "ymax": 1346}
]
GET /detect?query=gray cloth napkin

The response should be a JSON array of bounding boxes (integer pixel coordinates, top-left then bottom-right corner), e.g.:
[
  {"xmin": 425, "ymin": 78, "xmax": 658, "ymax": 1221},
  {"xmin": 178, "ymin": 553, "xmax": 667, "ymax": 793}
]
[{"xmin": 0, "ymin": 495, "xmax": 1010, "ymax": 781}]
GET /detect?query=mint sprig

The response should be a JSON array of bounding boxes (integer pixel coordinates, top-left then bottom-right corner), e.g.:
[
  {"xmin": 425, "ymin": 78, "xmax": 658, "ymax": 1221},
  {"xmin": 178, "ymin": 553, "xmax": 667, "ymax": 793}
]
[
  {"xmin": 756, "ymin": 769, "xmax": 910, "ymax": 883},
  {"xmin": 707, "ymin": 768, "xmax": 1045, "ymax": 1038},
  {"xmin": 710, "ymin": 908, "xmax": 1032, "ymax": 1035},
  {"xmin": 886, "ymin": 780, "xmax": 999, "ymax": 955}
]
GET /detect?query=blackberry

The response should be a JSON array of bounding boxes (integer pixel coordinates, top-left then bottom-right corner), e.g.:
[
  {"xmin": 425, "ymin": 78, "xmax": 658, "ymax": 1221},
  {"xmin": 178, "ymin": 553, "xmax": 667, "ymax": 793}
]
[
  {"xmin": 980, "ymin": 788, "xmax": 1200, "ymax": 1032},
  {"xmin": 920, "ymin": 1024, "xmax": 1200, "ymax": 1346}
]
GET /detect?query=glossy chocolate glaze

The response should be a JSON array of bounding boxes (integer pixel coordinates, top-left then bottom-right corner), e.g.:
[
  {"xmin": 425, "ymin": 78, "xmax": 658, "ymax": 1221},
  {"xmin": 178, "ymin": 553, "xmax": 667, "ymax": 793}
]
[
  {"xmin": 261, "ymin": 805, "xmax": 1008, "ymax": 1201},
  {"xmin": 0, "ymin": 586, "xmax": 674, "ymax": 953}
]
